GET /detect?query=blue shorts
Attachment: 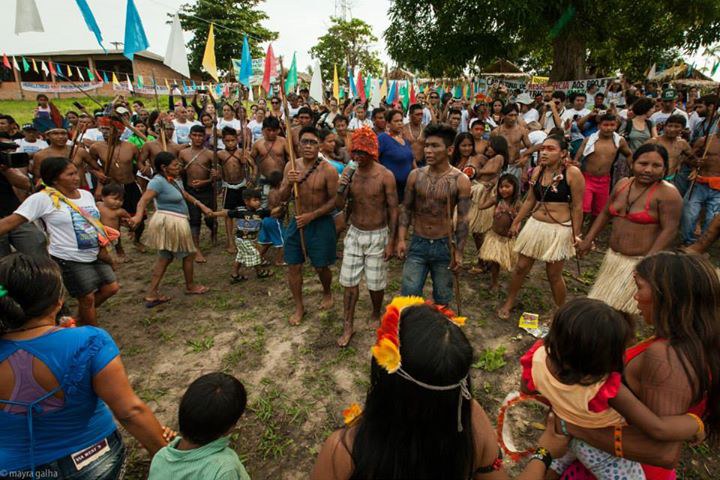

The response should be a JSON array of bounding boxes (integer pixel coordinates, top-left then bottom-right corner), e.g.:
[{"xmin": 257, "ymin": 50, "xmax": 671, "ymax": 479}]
[
  {"xmin": 284, "ymin": 215, "xmax": 336, "ymax": 267},
  {"xmin": 258, "ymin": 217, "xmax": 285, "ymax": 247}
]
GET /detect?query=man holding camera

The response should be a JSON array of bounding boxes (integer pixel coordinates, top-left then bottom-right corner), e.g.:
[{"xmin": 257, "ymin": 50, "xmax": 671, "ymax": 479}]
[{"xmin": 0, "ymin": 139, "xmax": 46, "ymax": 258}]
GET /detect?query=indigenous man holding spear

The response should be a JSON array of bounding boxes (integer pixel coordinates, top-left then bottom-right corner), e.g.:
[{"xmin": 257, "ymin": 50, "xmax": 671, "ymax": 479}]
[
  {"xmin": 397, "ymin": 123, "xmax": 472, "ymax": 309},
  {"xmin": 277, "ymin": 59, "xmax": 339, "ymax": 326}
]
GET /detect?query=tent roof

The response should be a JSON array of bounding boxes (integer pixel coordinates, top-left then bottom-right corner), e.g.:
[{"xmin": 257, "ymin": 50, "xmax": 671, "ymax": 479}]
[
  {"xmin": 483, "ymin": 59, "xmax": 525, "ymax": 74},
  {"xmin": 649, "ymin": 63, "xmax": 714, "ymax": 82}
]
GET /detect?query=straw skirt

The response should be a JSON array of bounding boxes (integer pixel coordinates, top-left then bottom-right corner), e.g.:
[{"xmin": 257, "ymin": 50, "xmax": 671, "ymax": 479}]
[
  {"xmin": 514, "ymin": 216, "xmax": 575, "ymax": 262},
  {"xmin": 479, "ymin": 230, "xmax": 517, "ymax": 271},
  {"xmin": 588, "ymin": 248, "xmax": 641, "ymax": 315},
  {"xmin": 144, "ymin": 210, "xmax": 196, "ymax": 253},
  {"xmin": 469, "ymin": 181, "xmax": 495, "ymax": 234}
]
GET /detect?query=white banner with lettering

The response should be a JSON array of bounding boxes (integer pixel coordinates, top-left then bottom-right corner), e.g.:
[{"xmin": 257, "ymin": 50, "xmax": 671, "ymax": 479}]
[
  {"xmin": 483, "ymin": 76, "xmax": 616, "ymax": 96},
  {"xmin": 20, "ymin": 81, "xmax": 104, "ymax": 93}
]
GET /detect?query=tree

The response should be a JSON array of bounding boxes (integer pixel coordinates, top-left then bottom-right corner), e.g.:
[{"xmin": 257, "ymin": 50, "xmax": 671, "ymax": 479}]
[
  {"xmin": 309, "ymin": 17, "xmax": 383, "ymax": 85},
  {"xmin": 176, "ymin": 0, "xmax": 277, "ymax": 78},
  {"xmin": 385, "ymin": 0, "xmax": 720, "ymax": 81}
]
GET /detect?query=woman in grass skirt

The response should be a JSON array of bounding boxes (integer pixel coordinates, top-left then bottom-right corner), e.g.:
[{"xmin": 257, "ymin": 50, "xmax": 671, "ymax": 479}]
[
  {"xmin": 497, "ymin": 135, "xmax": 585, "ymax": 320},
  {"xmin": 129, "ymin": 152, "xmax": 211, "ymax": 308}
]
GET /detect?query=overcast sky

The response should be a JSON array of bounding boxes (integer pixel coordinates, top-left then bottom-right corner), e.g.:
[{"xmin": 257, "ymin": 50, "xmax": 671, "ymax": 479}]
[
  {"xmin": 2, "ymin": 0, "xmax": 393, "ymax": 73},
  {"xmin": 2, "ymin": 0, "xmax": 718, "ymax": 80}
]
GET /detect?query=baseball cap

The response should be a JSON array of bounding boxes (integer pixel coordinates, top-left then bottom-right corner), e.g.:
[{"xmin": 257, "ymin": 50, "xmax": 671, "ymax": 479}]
[
  {"xmin": 22, "ymin": 123, "xmax": 38, "ymax": 131},
  {"xmin": 515, "ymin": 93, "xmax": 534, "ymax": 105},
  {"xmin": 662, "ymin": 88, "xmax": 677, "ymax": 101}
]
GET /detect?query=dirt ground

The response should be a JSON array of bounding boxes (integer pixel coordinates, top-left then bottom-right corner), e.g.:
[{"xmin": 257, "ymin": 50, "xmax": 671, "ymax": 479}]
[{"xmin": 91, "ymin": 226, "xmax": 717, "ymax": 479}]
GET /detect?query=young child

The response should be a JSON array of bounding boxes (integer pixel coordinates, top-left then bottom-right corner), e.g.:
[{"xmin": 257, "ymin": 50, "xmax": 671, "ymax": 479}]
[
  {"xmin": 257, "ymin": 171, "xmax": 286, "ymax": 266},
  {"xmin": 521, "ymin": 298, "xmax": 704, "ymax": 480},
  {"xmin": 96, "ymin": 182, "xmax": 131, "ymax": 262},
  {"xmin": 214, "ymin": 188, "xmax": 274, "ymax": 282},
  {"xmin": 148, "ymin": 372, "xmax": 251, "ymax": 480},
  {"xmin": 477, "ymin": 174, "xmax": 521, "ymax": 288}
]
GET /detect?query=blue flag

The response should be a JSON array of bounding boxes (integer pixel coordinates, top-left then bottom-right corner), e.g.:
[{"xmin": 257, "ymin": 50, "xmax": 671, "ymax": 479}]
[
  {"xmin": 191, "ymin": 80, "xmax": 197, "ymax": 90},
  {"xmin": 387, "ymin": 81, "xmax": 398, "ymax": 104},
  {"xmin": 75, "ymin": 0, "xmax": 105, "ymax": 51},
  {"xmin": 102, "ymin": 71, "xmax": 109, "ymax": 83},
  {"xmin": 123, "ymin": 0, "xmax": 149, "ymax": 60},
  {"xmin": 182, "ymin": 80, "xmax": 189, "ymax": 93},
  {"xmin": 348, "ymin": 67, "xmax": 357, "ymax": 97},
  {"xmin": 239, "ymin": 35, "xmax": 252, "ymax": 87}
]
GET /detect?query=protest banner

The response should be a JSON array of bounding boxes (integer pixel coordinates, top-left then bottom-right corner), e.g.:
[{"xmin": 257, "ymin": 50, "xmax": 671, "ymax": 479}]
[{"xmin": 20, "ymin": 81, "xmax": 103, "ymax": 93}]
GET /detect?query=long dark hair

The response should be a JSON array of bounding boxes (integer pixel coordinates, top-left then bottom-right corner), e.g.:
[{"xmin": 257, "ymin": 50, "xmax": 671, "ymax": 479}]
[
  {"xmin": 40, "ymin": 157, "xmax": 72, "ymax": 187},
  {"xmin": 632, "ymin": 143, "xmax": 669, "ymax": 176},
  {"xmin": 451, "ymin": 132, "xmax": 475, "ymax": 167},
  {"xmin": 488, "ymin": 135, "xmax": 509, "ymax": 171},
  {"xmin": 0, "ymin": 253, "xmax": 64, "ymax": 334},
  {"xmin": 347, "ymin": 305, "xmax": 475, "ymax": 479},
  {"xmin": 495, "ymin": 173, "xmax": 520, "ymax": 206},
  {"xmin": 635, "ymin": 252, "xmax": 720, "ymax": 445}
]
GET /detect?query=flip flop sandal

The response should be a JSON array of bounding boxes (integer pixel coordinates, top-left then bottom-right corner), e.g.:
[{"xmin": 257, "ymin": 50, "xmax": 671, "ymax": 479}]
[
  {"xmin": 144, "ymin": 296, "xmax": 171, "ymax": 308},
  {"xmin": 256, "ymin": 269, "xmax": 274, "ymax": 279},
  {"xmin": 185, "ymin": 286, "xmax": 210, "ymax": 295},
  {"xmin": 230, "ymin": 274, "xmax": 248, "ymax": 284}
]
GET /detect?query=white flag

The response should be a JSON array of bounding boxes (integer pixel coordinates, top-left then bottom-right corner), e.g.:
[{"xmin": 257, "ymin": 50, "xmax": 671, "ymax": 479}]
[
  {"xmin": 249, "ymin": 85, "xmax": 254, "ymax": 102},
  {"xmin": 126, "ymin": 74, "xmax": 134, "ymax": 92},
  {"xmin": 15, "ymin": 0, "xmax": 44, "ymax": 34},
  {"xmin": 309, "ymin": 60, "xmax": 324, "ymax": 103},
  {"xmin": 40, "ymin": 60, "xmax": 49, "ymax": 76},
  {"xmin": 369, "ymin": 78, "xmax": 382, "ymax": 108},
  {"xmin": 12, "ymin": 57, "xmax": 20, "ymax": 72},
  {"xmin": 164, "ymin": 13, "xmax": 190, "ymax": 78},
  {"xmin": 77, "ymin": 66, "xmax": 85, "ymax": 81},
  {"xmin": 647, "ymin": 63, "xmax": 656, "ymax": 80}
]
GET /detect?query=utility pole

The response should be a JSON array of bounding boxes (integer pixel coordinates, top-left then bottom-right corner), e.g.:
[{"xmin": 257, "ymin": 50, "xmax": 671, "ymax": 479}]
[{"xmin": 334, "ymin": 0, "xmax": 352, "ymax": 20}]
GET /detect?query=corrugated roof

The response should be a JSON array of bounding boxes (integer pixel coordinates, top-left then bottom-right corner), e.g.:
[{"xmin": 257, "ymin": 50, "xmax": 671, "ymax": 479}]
[{"xmin": 15, "ymin": 49, "xmax": 164, "ymax": 62}]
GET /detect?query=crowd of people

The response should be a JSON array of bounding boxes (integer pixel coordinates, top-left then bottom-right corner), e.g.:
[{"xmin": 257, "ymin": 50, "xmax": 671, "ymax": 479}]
[{"xmin": 0, "ymin": 76, "xmax": 719, "ymax": 479}]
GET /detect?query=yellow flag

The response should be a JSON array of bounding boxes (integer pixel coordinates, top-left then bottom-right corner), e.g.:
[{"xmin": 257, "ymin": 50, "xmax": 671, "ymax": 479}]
[
  {"xmin": 202, "ymin": 24, "xmax": 219, "ymax": 81},
  {"xmin": 332, "ymin": 64, "xmax": 339, "ymax": 101},
  {"xmin": 165, "ymin": 78, "xmax": 170, "ymax": 91},
  {"xmin": 112, "ymin": 72, "xmax": 120, "ymax": 86},
  {"xmin": 67, "ymin": 64, "xmax": 72, "ymax": 77},
  {"xmin": 32, "ymin": 58, "xmax": 38, "ymax": 73}
]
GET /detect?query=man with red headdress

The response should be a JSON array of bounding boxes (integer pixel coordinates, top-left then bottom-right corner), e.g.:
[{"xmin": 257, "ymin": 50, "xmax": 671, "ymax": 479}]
[{"xmin": 335, "ymin": 126, "xmax": 399, "ymax": 347}]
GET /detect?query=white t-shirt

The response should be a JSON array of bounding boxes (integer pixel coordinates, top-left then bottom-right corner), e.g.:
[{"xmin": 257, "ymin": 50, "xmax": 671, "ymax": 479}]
[
  {"xmin": 650, "ymin": 108, "xmax": 689, "ymax": 134},
  {"xmin": 172, "ymin": 119, "xmax": 201, "ymax": 145},
  {"xmin": 526, "ymin": 130, "xmax": 548, "ymax": 167},
  {"xmin": 216, "ymin": 118, "xmax": 242, "ymax": 149},
  {"xmin": 348, "ymin": 117, "xmax": 373, "ymax": 130},
  {"xmin": 522, "ymin": 109, "xmax": 540, "ymax": 124},
  {"xmin": 543, "ymin": 109, "xmax": 565, "ymax": 133},
  {"xmin": 561, "ymin": 108, "xmax": 591, "ymax": 142},
  {"xmin": 83, "ymin": 128, "xmax": 104, "ymax": 142},
  {"xmin": 14, "ymin": 138, "xmax": 48, "ymax": 155},
  {"xmin": 247, "ymin": 120, "xmax": 264, "ymax": 143},
  {"xmin": 15, "ymin": 190, "xmax": 101, "ymax": 262}
]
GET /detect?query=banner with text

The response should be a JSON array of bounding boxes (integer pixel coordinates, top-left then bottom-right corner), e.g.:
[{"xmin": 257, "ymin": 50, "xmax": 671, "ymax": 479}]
[
  {"xmin": 482, "ymin": 76, "xmax": 616, "ymax": 96},
  {"xmin": 21, "ymin": 81, "xmax": 104, "ymax": 93}
]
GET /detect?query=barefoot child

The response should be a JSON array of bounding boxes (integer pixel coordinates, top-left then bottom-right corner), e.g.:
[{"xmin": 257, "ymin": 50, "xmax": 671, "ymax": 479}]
[
  {"xmin": 148, "ymin": 372, "xmax": 251, "ymax": 480},
  {"xmin": 520, "ymin": 298, "xmax": 704, "ymax": 480},
  {"xmin": 96, "ymin": 182, "xmax": 131, "ymax": 262},
  {"xmin": 214, "ymin": 188, "xmax": 274, "ymax": 282},
  {"xmin": 478, "ymin": 174, "xmax": 521, "ymax": 288},
  {"xmin": 257, "ymin": 171, "xmax": 286, "ymax": 266}
]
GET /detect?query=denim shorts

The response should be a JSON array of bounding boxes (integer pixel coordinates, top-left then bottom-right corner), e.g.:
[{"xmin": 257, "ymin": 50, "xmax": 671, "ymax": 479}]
[
  {"xmin": 0, "ymin": 430, "xmax": 126, "ymax": 480},
  {"xmin": 51, "ymin": 256, "xmax": 117, "ymax": 298},
  {"xmin": 400, "ymin": 235, "xmax": 454, "ymax": 305}
]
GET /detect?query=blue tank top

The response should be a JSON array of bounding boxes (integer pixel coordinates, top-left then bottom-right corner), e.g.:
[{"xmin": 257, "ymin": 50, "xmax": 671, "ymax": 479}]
[{"xmin": 0, "ymin": 326, "xmax": 120, "ymax": 470}]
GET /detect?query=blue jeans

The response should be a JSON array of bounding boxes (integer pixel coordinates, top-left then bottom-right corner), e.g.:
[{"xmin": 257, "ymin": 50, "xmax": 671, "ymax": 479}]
[
  {"xmin": 673, "ymin": 164, "xmax": 692, "ymax": 197},
  {"xmin": 681, "ymin": 182, "xmax": 720, "ymax": 244},
  {"xmin": 0, "ymin": 221, "xmax": 47, "ymax": 258},
  {"xmin": 1, "ymin": 430, "xmax": 126, "ymax": 480},
  {"xmin": 401, "ymin": 235, "xmax": 453, "ymax": 305}
]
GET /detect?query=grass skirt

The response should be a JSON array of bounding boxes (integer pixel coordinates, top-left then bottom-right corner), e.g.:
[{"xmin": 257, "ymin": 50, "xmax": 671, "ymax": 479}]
[
  {"xmin": 469, "ymin": 181, "xmax": 495, "ymax": 234},
  {"xmin": 144, "ymin": 210, "xmax": 196, "ymax": 253},
  {"xmin": 479, "ymin": 230, "xmax": 517, "ymax": 271},
  {"xmin": 588, "ymin": 248, "xmax": 641, "ymax": 315},
  {"xmin": 514, "ymin": 216, "xmax": 575, "ymax": 262}
]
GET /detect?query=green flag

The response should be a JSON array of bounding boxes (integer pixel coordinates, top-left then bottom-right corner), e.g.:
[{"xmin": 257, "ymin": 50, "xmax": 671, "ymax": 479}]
[
  {"xmin": 399, "ymin": 81, "xmax": 409, "ymax": 109},
  {"xmin": 339, "ymin": 87, "xmax": 345, "ymax": 99},
  {"xmin": 21, "ymin": 57, "xmax": 30, "ymax": 73},
  {"xmin": 364, "ymin": 74, "xmax": 372, "ymax": 99},
  {"xmin": 712, "ymin": 61, "xmax": 720, "ymax": 77},
  {"xmin": 285, "ymin": 52, "xmax": 298, "ymax": 93},
  {"xmin": 86, "ymin": 67, "xmax": 95, "ymax": 81},
  {"xmin": 137, "ymin": 74, "xmax": 144, "ymax": 89}
]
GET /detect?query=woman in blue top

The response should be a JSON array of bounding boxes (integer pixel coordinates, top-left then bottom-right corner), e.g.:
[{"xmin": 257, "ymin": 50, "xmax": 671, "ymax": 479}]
[
  {"xmin": 378, "ymin": 109, "xmax": 415, "ymax": 201},
  {"xmin": 130, "ymin": 152, "xmax": 212, "ymax": 308},
  {"xmin": 0, "ymin": 253, "xmax": 169, "ymax": 478}
]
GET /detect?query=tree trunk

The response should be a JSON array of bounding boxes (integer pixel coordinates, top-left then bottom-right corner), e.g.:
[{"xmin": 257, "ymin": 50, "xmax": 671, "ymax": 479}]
[{"xmin": 550, "ymin": 33, "xmax": 586, "ymax": 81}]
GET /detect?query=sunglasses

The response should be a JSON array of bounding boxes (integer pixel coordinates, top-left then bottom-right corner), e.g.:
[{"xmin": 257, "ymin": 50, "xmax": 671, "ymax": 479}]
[{"xmin": 271, "ymin": 101, "xmax": 280, "ymax": 104}]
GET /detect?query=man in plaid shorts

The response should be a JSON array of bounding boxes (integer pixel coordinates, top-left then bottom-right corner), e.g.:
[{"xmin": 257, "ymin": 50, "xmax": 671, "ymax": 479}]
[{"xmin": 336, "ymin": 126, "xmax": 399, "ymax": 347}]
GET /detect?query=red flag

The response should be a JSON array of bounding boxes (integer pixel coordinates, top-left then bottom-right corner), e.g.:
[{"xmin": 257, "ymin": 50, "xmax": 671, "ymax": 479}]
[
  {"xmin": 410, "ymin": 82, "xmax": 416, "ymax": 104},
  {"xmin": 356, "ymin": 69, "xmax": 366, "ymax": 102},
  {"xmin": 49, "ymin": 62, "xmax": 57, "ymax": 76},
  {"xmin": 95, "ymin": 69, "xmax": 102, "ymax": 82},
  {"xmin": 2, "ymin": 54, "xmax": 10, "ymax": 69},
  {"xmin": 261, "ymin": 44, "xmax": 276, "ymax": 95}
]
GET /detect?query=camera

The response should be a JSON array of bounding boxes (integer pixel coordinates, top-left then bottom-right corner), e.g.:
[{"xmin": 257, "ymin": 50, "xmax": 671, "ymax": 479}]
[{"xmin": 0, "ymin": 143, "xmax": 30, "ymax": 168}]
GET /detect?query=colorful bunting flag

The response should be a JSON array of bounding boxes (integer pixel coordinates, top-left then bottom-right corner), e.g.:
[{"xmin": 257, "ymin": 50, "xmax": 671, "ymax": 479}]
[
  {"xmin": 310, "ymin": 59, "xmax": 323, "ymax": 102},
  {"xmin": 3, "ymin": 54, "xmax": 11, "ymax": 69},
  {"xmin": 31, "ymin": 58, "xmax": 38, "ymax": 73},
  {"xmin": 410, "ymin": 82, "xmax": 416, "ymax": 104},
  {"xmin": 261, "ymin": 44, "xmax": 277, "ymax": 94},
  {"xmin": 86, "ymin": 67, "xmax": 95, "ymax": 81},
  {"xmin": 112, "ymin": 72, "xmax": 120, "ymax": 86},
  {"xmin": 164, "ymin": 13, "xmax": 190, "ymax": 77},
  {"xmin": 348, "ymin": 66, "xmax": 357, "ymax": 97},
  {"xmin": 126, "ymin": 74, "xmax": 134, "ymax": 92},
  {"xmin": 332, "ymin": 64, "xmax": 339, "ymax": 101},
  {"xmin": 77, "ymin": 66, "xmax": 85, "ymax": 81},
  {"xmin": 12, "ymin": 57, "xmax": 20, "ymax": 72},
  {"xmin": 103, "ymin": 71, "xmax": 109, "ymax": 83},
  {"xmin": 387, "ymin": 81, "xmax": 398, "ymax": 104},
  {"xmin": 40, "ymin": 60, "xmax": 49, "ymax": 76},
  {"xmin": 202, "ymin": 24, "xmax": 218, "ymax": 81},
  {"xmin": 364, "ymin": 74, "xmax": 372, "ymax": 100},
  {"xmin": 165, "ymin": 78, "xmax": 170, "ymax": 91},
  {"xmin": 124, "ymin": 0, "xmax": 149, "ymax": 60},
  {"xmin": 356, "ymin": 69, "xmax": 366, "ymax": 102},
  {"xmin": 49, "ymin": 62, "xmax": 57, "ymax": 76},
  {"xmin": 137, "ymin": 74, "xmax": 144, "ymax": 89},
  {"xmin": 239, "ymin": 35, "xmax": 252, "ymax": 87},
  {"xmin": 284, "ymin": 52, "xmax": 298, "ymax": 93},
  {"xmin": 21, "ymin": 57, "xmax": 30, "ymax": 73},
  {"xmin": 67, "ymin": 64, "xmax": 73, "ymax": 77}
]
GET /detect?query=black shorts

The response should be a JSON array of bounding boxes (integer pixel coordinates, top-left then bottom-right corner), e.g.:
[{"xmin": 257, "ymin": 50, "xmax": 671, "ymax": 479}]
[
  {"xmin": 186, "ymin": 186, "xmax": 214, "ymax": 229},
  {"xmin": 51, "ymin": 256, "xmax": 116, "ymax": 298},
  {"xmin": 223, "ymin": 186, "xmax": 245, "ymax": 210},
  {"xmin": 122, "ymin": 182, "xmax": 142, "ymax": 215}
]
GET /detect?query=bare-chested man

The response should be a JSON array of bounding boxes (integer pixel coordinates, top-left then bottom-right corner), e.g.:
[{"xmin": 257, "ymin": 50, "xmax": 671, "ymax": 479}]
[
  {"xmin": 89, "ymin": 117, "xmax": 144, "ymax": 250},
  {"xmin": 491, "ymin": 103, "xmax": 531, "ymax": 182},
  {"xmin": 578, "ymin": 143, "xmax": 682, "ymax": 315},
  {"xmin": 573, "ymin": 113, "xmax": 632, "ymax": 225},
  {"xmin": 291, "ymin": 107, "xmax": 315, "ymax": 153},
  {"xmin": 218, "ymin": 127, "xmax": 254, "ymax": 253},
  {"xmin": 646, "ymin": 114, "xmax": 693, "ymax": 181},
  {"xmin": 397, "ymin": 123, "xmax": 472, "ymax": 306},
  {"xmin": 681, "ymin": 131, "xmax": 720, "ymax": 244},
  {"xmin": 278, "ymin": 126, "xmax": 339, "ymax": 325},
  {"xmin": 178, "ymin": 124, "xmax": 218, "ymax": 262},
  {"xmin": 403, "ymin": 104, "xmax": 425, "ymax": 166},
  {"xmin": 138, "ymin": 121, "xmax": 187, "ymax": 176},
  {"xmin": 251, "ymin": 116, "xmax": 289, "ymax": 182},
  {"xmin": 33, "ymin": 127, "xmax": 97, "ymax": 190},
  {"xmin": 335, "ymin": 127, "xmax": 399, "ymax": 347}
]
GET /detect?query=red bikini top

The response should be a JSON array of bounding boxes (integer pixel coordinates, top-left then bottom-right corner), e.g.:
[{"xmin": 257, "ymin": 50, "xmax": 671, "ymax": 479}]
[{"xmin": 608, "ymin": 179, "xmax": 660, "ymax": 225}]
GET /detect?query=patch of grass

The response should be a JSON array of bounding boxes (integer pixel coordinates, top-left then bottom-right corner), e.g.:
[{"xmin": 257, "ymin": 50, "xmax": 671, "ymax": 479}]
[
  {"xmin": 158, "ymin": 330, "xmax": 175, "ymax": 343},
  {"xmin": 472, "ymin": 346, "xmax": 507, "ymax": 372},
  {"xmin": 122, "ymin": 345, "xmax": 145, "ymax": 357},
  {"xmin": 222, "ymin": 346, "xmax": 245, "ymax": 372},
  {"xmin": 137, "ymin": 387, "xmax": 169, "ymax": 403},
  {"xmin": 186, "ymin": 336, "xmax": 214, "ymax": 353},
  {"xmin": 139, "ymin": 313, "xmax": 166, "ymax": 328}
]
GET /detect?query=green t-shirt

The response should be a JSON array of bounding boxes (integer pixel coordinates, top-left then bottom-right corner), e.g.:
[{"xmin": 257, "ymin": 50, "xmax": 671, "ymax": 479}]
[{"xmin": 148, "ymin": 436, "xmax": 251, "ymax": 480}]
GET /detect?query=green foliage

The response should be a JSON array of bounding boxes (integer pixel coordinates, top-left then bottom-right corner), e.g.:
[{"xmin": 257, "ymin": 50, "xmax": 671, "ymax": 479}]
[
  {"xmin": 385, "ymin": 0, "xmax": 720, "ymax": 80},
  {"xmin": 176, "ymin": 0, "xmax": 277, "ymax": 79},
  {"xmin": 472, "ymin": 346, "xmax": 507, "ymax": 372},
  {"xmin": 309, "ymin": 17, "xmax": 383, "ymax": 85}
]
